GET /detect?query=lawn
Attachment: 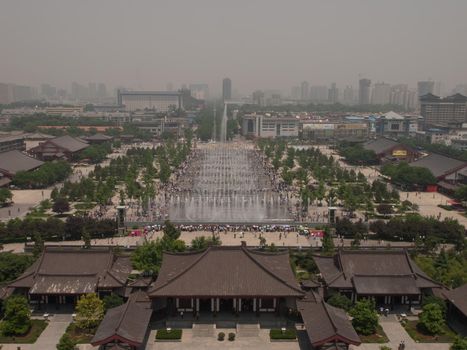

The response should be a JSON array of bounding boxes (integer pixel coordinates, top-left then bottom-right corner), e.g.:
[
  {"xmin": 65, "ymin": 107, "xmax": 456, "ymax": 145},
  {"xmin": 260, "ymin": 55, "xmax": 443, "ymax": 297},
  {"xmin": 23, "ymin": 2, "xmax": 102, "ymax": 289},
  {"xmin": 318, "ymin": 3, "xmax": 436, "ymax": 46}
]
[
  {"xmin": 270, "ymin": 328, "xmax": 297, "ymax": 340},
  {"xmin": 64, "ymin": 322, "xmax": 95, "ymax": 344},
  {"xmin": 0, "ymin": 319, "xmax": 48, "ymax": 343},
  {"xmin": 358, "ymin": 325, "xmax": 390, "ymax": 343},
  {"xmin": 401, "ymin": 320, "xmax": 457, "ymax": 343}
]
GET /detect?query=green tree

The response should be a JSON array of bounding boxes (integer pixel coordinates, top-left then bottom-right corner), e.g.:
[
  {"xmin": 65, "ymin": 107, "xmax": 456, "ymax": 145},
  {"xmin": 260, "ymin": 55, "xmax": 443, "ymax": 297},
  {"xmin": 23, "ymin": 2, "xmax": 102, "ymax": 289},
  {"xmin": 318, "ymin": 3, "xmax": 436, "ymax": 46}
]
[
  {"xmin": 321, "ymin": 227, "xmax": 335, "ymax": 254},
  {"xmin": 191, "ymin": 236, "xmax": 221, "ymax": 250},
  {"xmin": 0, "ymin": 188, "xmax": 13, "ymax": 206},
  {"xmin": 350, "ymin": 299, "xmax": 379, "ymax": 335},
  {"xmin": 1, "ymin": 295, "xmax": 31, "ymax": 336},
  {"xmin": 56, "ymin": 333, "xmax": 77, "ymax": 350},
  {"xmin": 326, "ymin": 293, "xmax": 352, "ymax": 311},
  {"xmin": 32, "ymin": 232, "xmax": 44, "ymax": 258},
  {"xmin": 131, "ymin": 240, "xmax": 163, "ymax": 275},
  {"xmin": 0, "ymin": 252, "xmax": 35, "ymax": 283},
  {"xmin": 75, "ymin": 293, "xmax": 104, "ymax": 331},
  {"xmin": 163, "ymin": 220, "xmax": 180, "ymax": 240},
  {"xmin": 52, "ymin": 197, "xmax": 70, "ymax": 215},
  {"xmin": 451, "ymin": 336, "xmax": 467, "ymax": 350},
  {"xmin": 419, "ymin": 303, "xmax": 445, "ymax": 335},
  {"xmin": 102, "ymin": 294, "xmax": 124, "ymax": 311}
]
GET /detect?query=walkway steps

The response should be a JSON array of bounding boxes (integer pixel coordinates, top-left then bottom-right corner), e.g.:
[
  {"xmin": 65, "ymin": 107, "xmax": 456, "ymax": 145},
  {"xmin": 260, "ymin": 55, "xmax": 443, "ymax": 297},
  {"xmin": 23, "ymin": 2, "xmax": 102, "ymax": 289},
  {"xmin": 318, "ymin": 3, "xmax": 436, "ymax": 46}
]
[
  {"xmin": 236, "ymin": 323, "xmax": 260, "ymax": 337},
  {"xmin": 192, "ymin": 323, "xmax": 216, "ymax": 337}
]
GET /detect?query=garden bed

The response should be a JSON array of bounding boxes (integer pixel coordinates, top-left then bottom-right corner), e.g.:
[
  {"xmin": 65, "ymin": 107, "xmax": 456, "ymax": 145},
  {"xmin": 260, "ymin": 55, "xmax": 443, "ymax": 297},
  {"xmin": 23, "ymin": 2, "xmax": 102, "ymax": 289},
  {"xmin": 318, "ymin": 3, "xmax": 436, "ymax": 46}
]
[
  {"xmin": 358, "ymin": 325, "xmax": 389, "ymax": 343},
  {"xmin": 401, "ymin": 320, "xmax": 456, "ymax": 343},
  {"xmin": 63, "ymin": 322, "xmax": 95, "ymax": 344},
  {"xmin": 0, "ymin": 319, "xmax": 48, "ymax": 343},
  {"xmin": 156, "ymin": 329, "xmax": 182, "ymax": 341},
  {"xmin": 270, "ymin": 328, "xmax": 297, "ymax": 341}
]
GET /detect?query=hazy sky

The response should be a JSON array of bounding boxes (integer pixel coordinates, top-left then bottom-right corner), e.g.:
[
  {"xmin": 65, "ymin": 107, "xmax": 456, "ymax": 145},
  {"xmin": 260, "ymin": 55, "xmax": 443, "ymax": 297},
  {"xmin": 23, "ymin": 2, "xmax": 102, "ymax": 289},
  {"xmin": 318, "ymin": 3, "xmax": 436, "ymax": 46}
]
[{"xmin": 1, "ymin": 0, "xmax": 467, "ymax": 95}]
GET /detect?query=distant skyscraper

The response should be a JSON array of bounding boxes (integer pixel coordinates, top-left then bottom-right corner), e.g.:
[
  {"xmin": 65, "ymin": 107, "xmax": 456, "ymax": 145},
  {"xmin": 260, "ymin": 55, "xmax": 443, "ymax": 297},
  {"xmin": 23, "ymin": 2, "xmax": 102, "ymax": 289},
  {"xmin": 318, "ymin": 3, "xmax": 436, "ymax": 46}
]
[
  {"xmin": 88, "ymin": 83, "xmax": 97, "ymax": 99},
  {"xmin": 359, "ymin": 79, "xmax": 371, "ymax": 105},
  {"xmin": 40, "ymin": 84, "xmax": 57, "ymax": 99},
  {"xmin": 417, "ymin": 81, "xmax": 435, "ymax": 97},
  {"xmin": 291, "ymin": 86, "xmax": 300, "ymax": 100},
  {"xmin": 222, "ymin": 78, "xmax": 232, "ymax": 101},
  {"xmin": 343, "ymin": 86, "xmax": 355, "ymax": 105},
  {"xmin": 300, "ymin": 81, "xmax": 309, "ymax": 101},
  {"xmin": 0, "ymin": 83, "xmax": 11, "ymax": 104},
  {"xmin": 371, "ymin": 82, "xmax": 391, "ymax": 105},
  {"xmin": 252, "ymin": 90, "xmax": 265, "ymax": 106},
  {"xmin": 189, "ymin": 83, "xmax": 209, "ymax": 100},
  {"xmin": 328, "ymin": 83, "xmax": 338, "ymax": 104},
  {"xmin": 310, "ymin": 86, "xmax": 328, "ymax": 102},
  {"xmin": 97, "ymin": 83, "xmax": 107, "ymax": 99}
]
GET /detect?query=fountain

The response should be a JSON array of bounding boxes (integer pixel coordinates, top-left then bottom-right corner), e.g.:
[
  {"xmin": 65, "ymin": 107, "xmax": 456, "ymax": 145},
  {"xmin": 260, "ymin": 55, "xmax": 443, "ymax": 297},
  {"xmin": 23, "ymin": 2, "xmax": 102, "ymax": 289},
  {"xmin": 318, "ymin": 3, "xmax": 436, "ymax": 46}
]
[{"xmin": 167, "ymin": 143, "xmax": 293, "ymax": 223}]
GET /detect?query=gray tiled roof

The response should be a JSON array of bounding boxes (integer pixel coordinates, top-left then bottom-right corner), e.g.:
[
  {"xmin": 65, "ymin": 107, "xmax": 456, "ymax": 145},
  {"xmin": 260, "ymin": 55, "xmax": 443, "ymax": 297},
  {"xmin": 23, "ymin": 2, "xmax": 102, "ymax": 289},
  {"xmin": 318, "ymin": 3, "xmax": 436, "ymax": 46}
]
[
  {"xmin": 409, "ymin": 153, "xmax": 467, "ymax": 178},
  {"xmin": 0, "ymin": 150, "xmax": 44, "ymax": 175},
  {"xmin": 298, "ymin": 292, "xmax": 360, "ymax": 347},
  {"xmin": 91, "ymin": 298, "xmax": 152, "ymax": 347},
  {"xmin": 444, "ymin": 283, "xmax": 467, "ymax": 317},
  {"xmin": 9, "ymin": 247, "xmax": 131, "ymax": 294},
  {"xmin": 313, "ymin": 249, "xmax": 441, "ymax": 293},
  {"xmin": 48, "ymin": 135, "xmax": 89, "ymax": 152},
  {"xmin": 363, "ymin": 138, "xmax": 400, "ymax": 154},
  {"xmin": 149, "ymin": 246, "xmax": 304, "ymax": 297}
]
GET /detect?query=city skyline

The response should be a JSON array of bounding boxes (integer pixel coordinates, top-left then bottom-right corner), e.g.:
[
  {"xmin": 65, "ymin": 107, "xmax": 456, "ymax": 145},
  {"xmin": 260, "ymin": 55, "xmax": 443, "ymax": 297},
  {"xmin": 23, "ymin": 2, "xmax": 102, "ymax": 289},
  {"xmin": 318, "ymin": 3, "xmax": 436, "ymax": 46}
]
[{"xmin": 1, "ymin": 0, "xmax": 466, "ymax": 95}]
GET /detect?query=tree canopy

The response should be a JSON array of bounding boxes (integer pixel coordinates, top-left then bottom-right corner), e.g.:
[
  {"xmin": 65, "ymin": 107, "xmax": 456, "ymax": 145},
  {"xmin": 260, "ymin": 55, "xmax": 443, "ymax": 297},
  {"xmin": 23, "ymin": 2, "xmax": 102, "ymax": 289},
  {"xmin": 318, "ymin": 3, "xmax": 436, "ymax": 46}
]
[
  {"xmin": 350, "ymin": 298, "xmax": 379, "ymax": 335},
  {"xmin": 75, "ymin": 293, "xmax": 104, "ymax": 331},
  {"xmin": 1, "ymin": 295, "xmax": 31, "ymax": 336}
]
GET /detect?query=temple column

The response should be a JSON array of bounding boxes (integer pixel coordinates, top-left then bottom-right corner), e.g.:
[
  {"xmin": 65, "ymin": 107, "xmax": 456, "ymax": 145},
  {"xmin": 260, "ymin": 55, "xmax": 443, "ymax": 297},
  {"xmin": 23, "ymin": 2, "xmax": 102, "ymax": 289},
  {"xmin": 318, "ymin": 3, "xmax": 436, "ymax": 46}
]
[
  {"xmin": 196, "ymin": 298, "xmax": 199, "ymax": 312},
  {"xmin": 238, "ymin": 298, "xmax": 242, "ymax": 312},
  {"xmin": 211, "ymin": 298, "xmax": 214, "ymax": 312},
  {"xmin": 216, "ymin": 298, "xmax": 220, "ymax": 312},
  {"xmin": 233, "ymin": 298, "xmax": 236, "ymax": 311},
  {"xmin": 253, "ymin": 298, "xmax": 257, "ymax": 312}
]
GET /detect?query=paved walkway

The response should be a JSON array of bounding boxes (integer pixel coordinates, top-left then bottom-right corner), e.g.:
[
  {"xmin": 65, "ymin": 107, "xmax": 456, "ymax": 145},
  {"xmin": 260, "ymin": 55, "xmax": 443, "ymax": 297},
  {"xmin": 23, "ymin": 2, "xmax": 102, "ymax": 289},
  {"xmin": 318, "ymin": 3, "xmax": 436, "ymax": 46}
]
[
  {"xmin": 0, "ymin": 314, "xmax": 72, "ymax": 350},
  {"xmin": 353, "ymin": 315, "xmax": 451, "ymax": 350}
]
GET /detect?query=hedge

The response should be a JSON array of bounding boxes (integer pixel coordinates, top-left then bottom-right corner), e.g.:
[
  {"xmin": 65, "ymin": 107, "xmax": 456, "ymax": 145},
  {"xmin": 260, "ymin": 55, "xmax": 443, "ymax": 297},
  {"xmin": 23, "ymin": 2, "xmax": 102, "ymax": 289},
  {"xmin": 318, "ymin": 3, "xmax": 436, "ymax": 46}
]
[
  {"xmin": 156, "ymin": 329, "xmax": 182, "ymax": 340},
  {"xmin": 270, "ymin": 328, "xmax": 297, "ymax": 340}
]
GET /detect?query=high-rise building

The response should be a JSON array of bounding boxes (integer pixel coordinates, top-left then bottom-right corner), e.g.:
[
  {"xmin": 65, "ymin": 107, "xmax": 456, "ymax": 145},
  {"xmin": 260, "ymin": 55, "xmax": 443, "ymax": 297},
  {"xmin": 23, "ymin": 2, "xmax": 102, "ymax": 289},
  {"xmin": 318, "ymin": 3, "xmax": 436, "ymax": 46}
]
[
  {"xmin": 359, "ymin": 79, "xmax": 371, "ymax": 105},
  {"xmin": 343, "ymin": 86, "xmax": 355, "ymax": 105},
  {"xmin": 420, "ymin": 93, "xmax": 467, "ymax": 127},
  {"xmin": 189, "ymin": 83, "xmax": 209, "ymax": 101},
  {"xmin": 417, "ymin": 81, "xmax": 435, "ymax": 97},
  {"xmin": 291, "ymin": 86, "xmax": 300, "ymax": 100},
  {"xmin": 0, "ymin": 83, "xmax": 11, "ymax": 104},
  {"xmin": 371, "ymin": 82, "xmax": 391, "ymax": 105},
  {"xmin": 252, "ymin": 90, "xmax": 265, "ymax": 106},
  {"xmin": 88, "ymin": 83, "xmax": 97, "ymax": 99},
  {"xmin": 97, "ymin": 83, "xmax": 107, "ymax": 99},
  {"xmin": 117, "ymin": 90, "xmax": 183, "ymax": 112},
  {"xmin": 40, "ymin": 84, "xmax": 57, "ymax": 99},
  {"xmin": 310, "ymin": 86, "xmax": 328, "ymax": 102},
  {"xmin": 222, "ymin": 78, "xmax": 232, "ymax": 101},
  {"xmin": 328, "ymin": 83, "xmax": 338, "ymax": 104},
  {"xmin": 300, "ymin": 81, "xmax": 309, "ymax": 101}
]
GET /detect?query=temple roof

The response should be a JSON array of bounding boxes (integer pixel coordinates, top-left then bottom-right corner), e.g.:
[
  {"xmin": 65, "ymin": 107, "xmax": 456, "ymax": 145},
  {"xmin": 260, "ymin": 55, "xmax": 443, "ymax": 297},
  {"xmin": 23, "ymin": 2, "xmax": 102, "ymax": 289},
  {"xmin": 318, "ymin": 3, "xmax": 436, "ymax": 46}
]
[
  {"xmin": 297, "ymin": 292, "xmax": 360, "ymax": 347},
  {"xmin": 9, "ymin": 247, "xmax": 131, "ymax": 294},
  {"xmin": 91, "ymin": 298, "xmax": 152, "ymax": 347},
  {"xmin": 0, "ymin": 150, "xmax": 44, "ymax": 176},
  {"xmin": 313, "ymin": 249, "xmax": 441, "ymax": 294},
  {"xmin": 149, "ymin": 245, "xmax": 304, "ymax": 297},
  {"xmin": 444, "ymin": 283, "xmax": 467, "ymax": 317}
]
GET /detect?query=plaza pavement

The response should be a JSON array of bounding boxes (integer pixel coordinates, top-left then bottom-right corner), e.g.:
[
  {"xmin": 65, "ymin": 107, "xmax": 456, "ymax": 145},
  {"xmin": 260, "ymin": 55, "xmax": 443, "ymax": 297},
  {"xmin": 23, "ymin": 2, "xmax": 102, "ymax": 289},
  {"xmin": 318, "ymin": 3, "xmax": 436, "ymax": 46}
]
[{"xmin": 0, "ymin": 189, "xmax": 52, "ymax": 221}]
